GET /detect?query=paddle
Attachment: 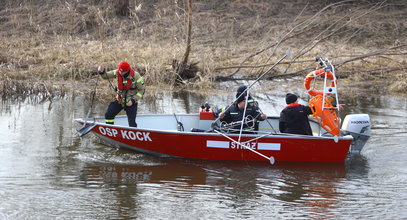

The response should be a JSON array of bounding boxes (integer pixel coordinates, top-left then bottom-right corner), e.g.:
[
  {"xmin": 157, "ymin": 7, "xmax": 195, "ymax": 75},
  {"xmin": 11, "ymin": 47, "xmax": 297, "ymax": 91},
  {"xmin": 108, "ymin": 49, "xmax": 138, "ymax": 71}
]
[
  {"xmin": 77, "ymin": 76, "xmax": 99, "ymax": 137},
  {"xmin": 214, "ymin": 130, "xmax": 275, "ymax": 165}
]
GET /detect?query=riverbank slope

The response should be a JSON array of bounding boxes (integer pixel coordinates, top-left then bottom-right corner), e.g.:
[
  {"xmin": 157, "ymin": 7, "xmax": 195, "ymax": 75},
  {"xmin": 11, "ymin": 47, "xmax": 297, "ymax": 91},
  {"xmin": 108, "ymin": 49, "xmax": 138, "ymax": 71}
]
[{"xmin": 0, "ymin": 0, "xmax": 406, "ymax": 99}]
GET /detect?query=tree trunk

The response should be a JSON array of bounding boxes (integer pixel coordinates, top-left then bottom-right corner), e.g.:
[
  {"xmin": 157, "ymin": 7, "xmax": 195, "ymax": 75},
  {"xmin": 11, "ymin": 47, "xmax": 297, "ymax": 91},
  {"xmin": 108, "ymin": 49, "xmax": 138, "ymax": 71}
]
[
  {"xmin": 115, "ymin": 0, "xmax": 129, "ymax": 16},
  {"xmin": 178, "ymin": 0, "xmax": 192, "ymax": 77}
]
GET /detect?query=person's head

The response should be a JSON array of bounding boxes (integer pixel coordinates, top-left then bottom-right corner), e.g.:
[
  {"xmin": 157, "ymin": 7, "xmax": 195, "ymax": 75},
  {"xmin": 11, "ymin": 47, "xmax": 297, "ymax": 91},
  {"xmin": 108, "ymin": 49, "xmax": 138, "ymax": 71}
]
[
  {"xmin": 118, "ymin": 61, "xmax": 131, "ymax": 76},
  {"xmin": 285, "ymin": 93, "xmax": 298, "ymax": 104},
  {"xmin": 236, "ymin": 85, "xmax": 250, "ymax": 104}
]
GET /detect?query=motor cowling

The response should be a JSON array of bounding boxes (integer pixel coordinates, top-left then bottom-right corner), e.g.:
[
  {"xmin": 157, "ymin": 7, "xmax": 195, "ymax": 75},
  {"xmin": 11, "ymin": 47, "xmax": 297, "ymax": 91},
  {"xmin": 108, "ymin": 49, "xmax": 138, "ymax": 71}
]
[{"xmin": 341, "ymin": 114, "xmax": 371, "ymax": 153}]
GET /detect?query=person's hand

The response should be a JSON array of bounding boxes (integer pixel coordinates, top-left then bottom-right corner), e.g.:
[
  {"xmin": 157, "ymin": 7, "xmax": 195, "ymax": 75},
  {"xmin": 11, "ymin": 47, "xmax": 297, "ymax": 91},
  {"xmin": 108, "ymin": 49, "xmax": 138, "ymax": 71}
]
[
  {"xmin": 218, "ymin": 111, "xmax": 225, "ymax": 119},
  {"xmin": 261, "ymin": 113, "xmax": 267, "ymax": 120},
  {"xmin": 98, "ymin": 65, "xmax": 105, "ymax": 75},
  {"xmin": 126, "ymin": 100, "xmax": 133, "ymax": 107},
  {"xmin": 338, "ymin": 104, "xmax": 345, "ymax": 111}
]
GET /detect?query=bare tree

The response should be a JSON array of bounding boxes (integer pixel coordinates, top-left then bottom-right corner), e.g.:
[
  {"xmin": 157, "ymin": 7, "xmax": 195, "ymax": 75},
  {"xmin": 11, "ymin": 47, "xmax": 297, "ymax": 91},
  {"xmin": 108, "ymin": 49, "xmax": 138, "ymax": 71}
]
[
  {"xmin": 179, "ymin": 0, "xmax": 193, "ymax": 75},
  {"xmin": 115, "ymin": 0, "xmax": 129, "ymax": 16},
  {"xmin": 174, "ymin": 0, "xmax": 198, "ymax": 85}
]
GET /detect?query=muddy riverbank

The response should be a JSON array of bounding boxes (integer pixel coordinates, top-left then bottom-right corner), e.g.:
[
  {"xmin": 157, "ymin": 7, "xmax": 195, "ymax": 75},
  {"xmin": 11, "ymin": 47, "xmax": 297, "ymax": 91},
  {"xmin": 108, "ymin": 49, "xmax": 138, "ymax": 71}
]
[{"xmin": 1, "ymin": 1, "xmax": 406, "ymax": 95}]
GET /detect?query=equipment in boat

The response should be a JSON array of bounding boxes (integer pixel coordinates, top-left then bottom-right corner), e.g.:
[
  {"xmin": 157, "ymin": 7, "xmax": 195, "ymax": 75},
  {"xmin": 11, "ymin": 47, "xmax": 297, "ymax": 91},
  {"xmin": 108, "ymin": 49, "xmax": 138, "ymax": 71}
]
[
  {"xmin": 304, "ymin": 69, "xmax": 337, "ymax": 97},
  {"xmin": 309, "ymin": 95, "xmax": 340, "ymax": 136},
  {"xmin": 303, "ymin": 57, "xmax": 371, "ymax": 151}
]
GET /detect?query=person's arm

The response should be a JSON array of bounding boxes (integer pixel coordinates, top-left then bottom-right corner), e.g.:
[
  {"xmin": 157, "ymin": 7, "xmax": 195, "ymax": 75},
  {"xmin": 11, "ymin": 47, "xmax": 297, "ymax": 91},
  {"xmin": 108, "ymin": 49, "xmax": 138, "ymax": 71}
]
[
  {"xmin": 279, "ymin": 122, "xmax": 286, "ymax": 133},
  {"xmin": 105, "ymin": 70, "xmax": 117, "ymax": 79},
  {"xmin": 252, "ymin": 105, "xmax": 266, "ymax": 121},
  {"xmin": 255, "ymin": 111, "xmax": 267, "ymax": 121},
  {"xmin": 219, "ymin": 107, "xmax": 231, "ymax": 123},
  {"xmin": 97, "ymin": 65, "xmax": 116, "ymax": 79},
  {"xmin": 279, "ymin": 112, "xmax": 286, "ymax": 133},
  {"xmin": 304, "ymin": 105, "xmax": 313, "ymax": 115},
  {"xmin": 132, "ymin": 70, "xmax": 145, "ymax": 101}
]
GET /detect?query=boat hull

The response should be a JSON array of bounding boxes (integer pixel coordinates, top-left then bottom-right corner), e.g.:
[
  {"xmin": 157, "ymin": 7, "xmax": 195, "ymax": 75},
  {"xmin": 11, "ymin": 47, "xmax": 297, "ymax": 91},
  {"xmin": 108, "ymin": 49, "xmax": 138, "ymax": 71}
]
[{"xmin": 83, "ymin": 122, "xmax": 352, "ymax": 163}]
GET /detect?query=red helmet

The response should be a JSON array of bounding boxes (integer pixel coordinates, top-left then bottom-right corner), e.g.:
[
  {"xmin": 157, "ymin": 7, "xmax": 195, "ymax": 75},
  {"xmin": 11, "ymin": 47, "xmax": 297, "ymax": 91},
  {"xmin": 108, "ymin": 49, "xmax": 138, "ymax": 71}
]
[{"xmin": 118, "ymin": 61, "xmax": 131, "ymax": 72}]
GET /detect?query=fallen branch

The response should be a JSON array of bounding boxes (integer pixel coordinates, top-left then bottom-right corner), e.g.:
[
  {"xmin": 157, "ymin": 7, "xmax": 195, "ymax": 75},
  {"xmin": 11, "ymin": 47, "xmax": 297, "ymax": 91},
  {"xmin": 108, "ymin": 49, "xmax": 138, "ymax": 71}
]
[
  {"xmin": 224, "ymin": 1, "xmax": 387, "ymax": 79},
  {"xmin": 214, "ymin": 59, "xmax": 314, "ymax": 71},
  {"xmin": 339, "ymin": 65, "xmax": 407, "ymax": 77},
  {"xmin": 226, "ymin": 1, "xmax": 352, "ymax": 77},
  {"xmin": 215, "ymin": 64, "xmax": 406, "ymax": 82},
  {"xmin": 282, "ymin": 1, "xmax": 386, "ymax": 74},
  {"xmin": 214, "ymin": 44, "xmax": 406, "ymax": 76},
  {"xmin": 334, "ymin": 44, "xmax": 407, "ymax": 67}
]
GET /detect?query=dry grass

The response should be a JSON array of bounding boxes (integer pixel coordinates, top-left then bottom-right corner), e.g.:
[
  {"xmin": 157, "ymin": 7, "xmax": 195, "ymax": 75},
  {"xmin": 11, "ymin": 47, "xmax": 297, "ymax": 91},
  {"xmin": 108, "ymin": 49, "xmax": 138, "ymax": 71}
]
[{"xmin": 0, "ymin": 0, "xmax": 406, "ymax": 99}]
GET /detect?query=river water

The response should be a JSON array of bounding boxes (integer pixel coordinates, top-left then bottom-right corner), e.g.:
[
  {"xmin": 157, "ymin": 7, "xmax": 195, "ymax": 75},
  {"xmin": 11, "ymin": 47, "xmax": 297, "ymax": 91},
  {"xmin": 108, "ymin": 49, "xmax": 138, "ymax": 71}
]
[{"xmin": 1, "ymin": 86, "xmax": 406, "ymax": 219}]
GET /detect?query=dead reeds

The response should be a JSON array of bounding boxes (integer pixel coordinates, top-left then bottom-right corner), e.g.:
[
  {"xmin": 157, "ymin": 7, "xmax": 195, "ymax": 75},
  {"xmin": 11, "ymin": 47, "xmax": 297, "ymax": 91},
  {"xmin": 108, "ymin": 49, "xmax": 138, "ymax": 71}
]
[{"xmin": 0, "ymin": 0, "xmax": 406, "ymax": 99}]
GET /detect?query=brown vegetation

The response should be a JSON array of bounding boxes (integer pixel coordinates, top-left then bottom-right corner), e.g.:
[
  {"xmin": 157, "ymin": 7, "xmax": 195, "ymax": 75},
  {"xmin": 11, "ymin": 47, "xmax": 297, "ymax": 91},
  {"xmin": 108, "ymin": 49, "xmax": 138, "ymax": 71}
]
[{"xmin": 0, "ymin": 0, "xmax": 406, "ymax": 99}]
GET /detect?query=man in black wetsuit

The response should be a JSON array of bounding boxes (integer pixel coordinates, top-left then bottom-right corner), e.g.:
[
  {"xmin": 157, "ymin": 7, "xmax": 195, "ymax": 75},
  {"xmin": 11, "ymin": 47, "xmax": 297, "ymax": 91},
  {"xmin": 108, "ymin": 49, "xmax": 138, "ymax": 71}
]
[
  {"xmin": 279, "ymin": 93, "xmax": 313, "ymax": 135},
  {"xmin": 218, "ymin": 85, "xmax": 267, "ymax": 133}
]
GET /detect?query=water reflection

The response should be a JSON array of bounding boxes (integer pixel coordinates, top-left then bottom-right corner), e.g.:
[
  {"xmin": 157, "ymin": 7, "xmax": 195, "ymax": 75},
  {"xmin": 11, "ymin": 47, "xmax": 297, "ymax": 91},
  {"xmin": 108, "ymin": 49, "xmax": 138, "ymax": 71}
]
[
  {"xmin": 172, "ymin": 91, "xmax": 206, "ymax": 114},
  {"xmin": 271, "ymin": 163, "xmax": 346, "ymax": 202},
  {"xmin": 77, "ymin": 155, "xmax": 361, "ymax": 216},
  {"xmin": 80, "ymin": 159, "xmax": 207, "ymax": 186},
  {"xmin": 345, "ymin": 154, "xmax": 369, "ymax": 178}
]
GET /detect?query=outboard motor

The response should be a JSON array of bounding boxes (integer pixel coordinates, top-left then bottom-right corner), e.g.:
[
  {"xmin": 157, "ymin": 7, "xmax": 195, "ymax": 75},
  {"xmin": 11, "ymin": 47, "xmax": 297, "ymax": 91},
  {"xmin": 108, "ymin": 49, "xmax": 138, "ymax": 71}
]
[{"xmin": 341, "ymin": 114, "xmax": 371, "ymax": 153}]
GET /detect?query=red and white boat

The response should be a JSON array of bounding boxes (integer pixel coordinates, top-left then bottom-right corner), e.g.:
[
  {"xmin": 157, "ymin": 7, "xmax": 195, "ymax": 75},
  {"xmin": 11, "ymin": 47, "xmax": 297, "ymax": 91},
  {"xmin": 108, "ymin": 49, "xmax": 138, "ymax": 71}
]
[
  {"xmin": 76, "ymin": 57, "xmax": 371, "ymax": 164},
  {"xmin": 75, "ymin": 110, "xmax": 370, "ymax": 163}
]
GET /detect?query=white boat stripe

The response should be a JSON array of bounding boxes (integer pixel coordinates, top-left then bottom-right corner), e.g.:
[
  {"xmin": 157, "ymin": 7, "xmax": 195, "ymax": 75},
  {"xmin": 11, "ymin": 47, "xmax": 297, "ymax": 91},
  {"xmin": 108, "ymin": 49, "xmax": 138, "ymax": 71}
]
[
  {"xmin": 207, "ymin": 140, "xmax": 229, "ymax": 149},
  {"xmin": 207, "ymin": 140, "xmax": 281, "ymax": 151},
  {"xmin": 258, "ymin": 143, "xmax": 281, "ymax": 151}
]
